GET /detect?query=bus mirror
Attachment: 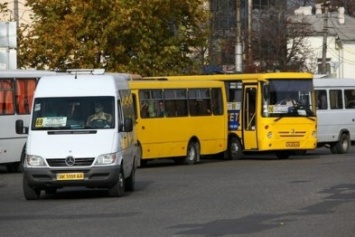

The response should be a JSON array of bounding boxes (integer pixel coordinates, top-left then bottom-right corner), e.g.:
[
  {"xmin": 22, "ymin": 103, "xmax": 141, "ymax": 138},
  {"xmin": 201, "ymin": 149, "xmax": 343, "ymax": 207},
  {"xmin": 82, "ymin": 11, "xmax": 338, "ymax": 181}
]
[
  {"xmin": 121, "ymin": 118, "xmax": 133, "ymax": 132},
  {"xmin": 263, "ymin": 85, "xmax": 269, "ymax": 100},
  {"xmin": 15, "ymin": 120, "xmax": 26, "ymax": 134}
]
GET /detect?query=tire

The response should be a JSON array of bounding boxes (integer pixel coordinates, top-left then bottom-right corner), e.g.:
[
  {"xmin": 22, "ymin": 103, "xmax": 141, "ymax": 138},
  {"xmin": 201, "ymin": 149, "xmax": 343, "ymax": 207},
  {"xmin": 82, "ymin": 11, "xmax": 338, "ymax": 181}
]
[
  {"xmin": 108, "ymin": 168, "xmax": 125, "ymax": 197},
  {"xmin": 227, "ymin": 137, "xmax": 243, "ymax": 160},
  {"xmin": 17, "ymin": 146, "xmax": 26, "ymax": 173},
  {"xmin": 23, "ymin": 176, "xmax": 40, "ymax": 200},
  {"xmin": 125, "ymin": 164, "xmax": 136, "ymax": 192},
  {"xmin": 336, "ymin": 133, "xmax": 350, "ymax": 154},
  {"xmin": 185, "ymin": 141, "xmax": 199, "ymax": 165},
  {"xmin": 276, "ymin": 151, "xmax": 290, "ymax": 159},
  {"xmin": 330, "ymin": 143, "xmax": 338, "ymax": 154}
]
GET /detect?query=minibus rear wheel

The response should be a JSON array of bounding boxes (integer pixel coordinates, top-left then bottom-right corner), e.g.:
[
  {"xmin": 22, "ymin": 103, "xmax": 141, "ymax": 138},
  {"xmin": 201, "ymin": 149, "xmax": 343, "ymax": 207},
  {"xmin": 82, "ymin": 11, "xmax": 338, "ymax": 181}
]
[{"xmin": 336, "ymin": 133, "xmax": 350, "ymax": 154}]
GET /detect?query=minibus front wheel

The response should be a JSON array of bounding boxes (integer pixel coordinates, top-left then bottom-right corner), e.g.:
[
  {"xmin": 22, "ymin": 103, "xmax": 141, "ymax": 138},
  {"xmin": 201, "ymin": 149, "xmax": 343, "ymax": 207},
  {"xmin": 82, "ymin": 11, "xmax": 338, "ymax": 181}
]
[
  {"xmin": 108, "ymin": 168, "xmax": 125, "ymax": 197},
  {"xmin": 125, "ymin": 162, "xmax": 136, "ymax": 192},
  {"xmin": 23, "ymin": 176, "xmax": 41, "ymax": 200}
]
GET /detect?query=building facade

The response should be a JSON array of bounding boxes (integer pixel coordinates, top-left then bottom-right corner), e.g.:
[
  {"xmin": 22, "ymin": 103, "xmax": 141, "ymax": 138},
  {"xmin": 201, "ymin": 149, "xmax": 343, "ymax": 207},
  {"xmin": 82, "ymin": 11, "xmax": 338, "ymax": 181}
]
[{"xmin": 294, "ymin": 5, "xmax": 355, "ymax": 78}]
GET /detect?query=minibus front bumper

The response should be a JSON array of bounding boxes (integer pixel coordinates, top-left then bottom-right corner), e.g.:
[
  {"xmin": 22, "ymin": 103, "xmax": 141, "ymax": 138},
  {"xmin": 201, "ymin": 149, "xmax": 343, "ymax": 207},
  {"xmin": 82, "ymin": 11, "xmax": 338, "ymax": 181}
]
[{"xmin": 23, "ymin": 165, "xmax": 121, "ymax": 189}]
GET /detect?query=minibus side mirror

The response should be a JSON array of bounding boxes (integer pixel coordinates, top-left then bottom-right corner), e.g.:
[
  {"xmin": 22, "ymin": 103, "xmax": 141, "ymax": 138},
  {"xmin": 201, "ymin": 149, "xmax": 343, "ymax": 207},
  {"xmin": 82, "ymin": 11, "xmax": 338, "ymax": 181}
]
[
  {"xmin": 16, "ymin": 120, "xmax": 28, "ymax": 134},
  {"xmin": 119, "ymin": 118, "xmax": 133, "ymax": 132},
  {"xmin": 123, "ymin": 118, "xmax": 133, "ymax": 132}
]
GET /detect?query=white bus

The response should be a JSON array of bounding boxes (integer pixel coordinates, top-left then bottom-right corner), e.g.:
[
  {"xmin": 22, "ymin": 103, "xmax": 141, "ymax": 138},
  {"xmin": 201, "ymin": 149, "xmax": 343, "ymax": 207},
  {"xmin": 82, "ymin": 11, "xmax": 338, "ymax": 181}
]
[
  {"xmin": 0, "ymin": 70, "xmax": 57, "ymax": 172},
  {"xmin": 16, "ymin": 69, "xmax": 139, "ymax": 199},
  {"xmin": 314, "ymin": 78, "xmax": 355, "ymax": 154}
]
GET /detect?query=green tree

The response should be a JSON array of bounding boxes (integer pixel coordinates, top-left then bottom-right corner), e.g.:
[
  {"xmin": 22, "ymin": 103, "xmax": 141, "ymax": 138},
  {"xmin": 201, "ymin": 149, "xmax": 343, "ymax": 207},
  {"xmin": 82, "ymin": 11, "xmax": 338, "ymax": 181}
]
[
  {"xmin": 18, "ymin": 0, "xmax": 209, "ymax": 76},
  {"xmin": 0, "ymin": 2, "xmax": 10, "ymax": 21}
]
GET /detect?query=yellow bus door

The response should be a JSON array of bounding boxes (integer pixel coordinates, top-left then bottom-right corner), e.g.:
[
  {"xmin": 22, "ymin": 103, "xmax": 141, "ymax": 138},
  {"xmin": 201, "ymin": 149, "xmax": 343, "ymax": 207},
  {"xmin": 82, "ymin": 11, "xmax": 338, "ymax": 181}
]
[{"xmin": 243, "ymin": 85, "xmax": 258, "ymax": 150}]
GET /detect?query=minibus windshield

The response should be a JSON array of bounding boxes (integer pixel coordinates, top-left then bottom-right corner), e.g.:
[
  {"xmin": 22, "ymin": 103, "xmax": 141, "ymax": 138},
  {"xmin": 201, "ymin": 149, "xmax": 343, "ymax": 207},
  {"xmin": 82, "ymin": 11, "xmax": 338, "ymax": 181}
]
[{"xmin": 31, "ymin": 97, "xmax": 115, "ymax": 130}]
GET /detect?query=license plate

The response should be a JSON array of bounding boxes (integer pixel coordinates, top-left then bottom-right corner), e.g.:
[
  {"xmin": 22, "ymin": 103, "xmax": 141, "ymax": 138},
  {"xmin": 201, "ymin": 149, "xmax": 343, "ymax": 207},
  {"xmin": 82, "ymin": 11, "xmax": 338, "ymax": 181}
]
[
  {"xmin": 286, "ymin": 142, "xmax": 300, "ymax": 147},
  {"xmin": 57, "ymin": 173, "xmax": 84, "ymax": 181}
]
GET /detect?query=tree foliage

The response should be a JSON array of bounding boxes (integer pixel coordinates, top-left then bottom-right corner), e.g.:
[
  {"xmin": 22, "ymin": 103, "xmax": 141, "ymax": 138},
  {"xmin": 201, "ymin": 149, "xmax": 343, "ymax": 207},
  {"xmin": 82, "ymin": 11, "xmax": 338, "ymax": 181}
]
[
  {"xmin": 18, "ymin": 0, "xmax": 209, "ymax": 76},
  {"xmin": 245, "ymin": 3, "xmax": 314, "ymax": 72}
]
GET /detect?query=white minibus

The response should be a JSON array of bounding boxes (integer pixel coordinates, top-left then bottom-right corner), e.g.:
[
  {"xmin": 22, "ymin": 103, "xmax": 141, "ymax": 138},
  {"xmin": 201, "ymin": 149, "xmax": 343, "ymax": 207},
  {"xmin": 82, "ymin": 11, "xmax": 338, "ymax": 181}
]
[
  {"xmin": 314, "ymin": 78, "xmax": 355, "ymax": 154},
  {"xmin": 16, "ymin": 69, "xmax": 140, "ymax": 200},
  {"xmin": 0, "ymin": 70, "xmax": 57, "ymax": 172}
]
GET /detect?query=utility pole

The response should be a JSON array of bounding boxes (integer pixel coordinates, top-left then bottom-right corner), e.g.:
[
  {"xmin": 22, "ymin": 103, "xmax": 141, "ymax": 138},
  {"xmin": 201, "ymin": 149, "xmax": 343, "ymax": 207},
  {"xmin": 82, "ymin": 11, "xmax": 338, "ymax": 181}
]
[
  {"xmin": 14, "ymin": 0, "xmax": 19, "ymax": 28},
  {"xmin": 321, "ymin": 1, "xmax": 330, "ymax": 75},
  {"xmin": 235, "ymin": 0, "xmax": 243, "ymax": 72},
  {"xmin": 247, "ymin": 0, "xmax": 253, "ymax": 69}
]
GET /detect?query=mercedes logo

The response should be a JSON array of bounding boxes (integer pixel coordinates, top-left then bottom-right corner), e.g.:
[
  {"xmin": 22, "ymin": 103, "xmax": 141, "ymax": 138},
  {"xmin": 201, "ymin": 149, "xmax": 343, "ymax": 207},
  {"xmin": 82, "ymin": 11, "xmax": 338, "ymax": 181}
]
[{"xmin": 65, "ymin": 156, "xmax": 75, "ymax": 166}]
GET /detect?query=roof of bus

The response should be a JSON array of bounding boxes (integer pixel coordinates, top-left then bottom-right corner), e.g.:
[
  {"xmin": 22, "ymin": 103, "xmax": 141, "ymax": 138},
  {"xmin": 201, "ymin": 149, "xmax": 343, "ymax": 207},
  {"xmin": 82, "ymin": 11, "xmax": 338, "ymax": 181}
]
[
  {"xmin": 314, "ymin": 78, "xmax": 355, "ymax": 87},
  {"xmin": 128, "ymin": 79, "xmax": 225, "ymax": 89},
  {"xmin": 0, "ymin": 69, "xmax": 57, "ymax": 78},
  {"xmin": 143, "ymin": 72, "xmax": 313, "ymax": 81},
  {"xmin": 36, "ymin": 73, "xmax": 130, "ymax": 97}
]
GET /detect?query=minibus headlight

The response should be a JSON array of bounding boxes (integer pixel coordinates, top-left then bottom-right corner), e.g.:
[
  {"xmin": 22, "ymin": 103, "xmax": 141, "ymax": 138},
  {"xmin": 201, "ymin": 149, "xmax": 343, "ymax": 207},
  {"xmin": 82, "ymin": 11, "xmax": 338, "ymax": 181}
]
[
  {"xmin": 312, "ymin": 131, "xmax": 317, "ymax": 137},
  {"xmin": 95, "ymin": 153, "xmax": 116, "ymax": 165},
  {"xmin": 267, "ymin": 131, "xmax": 272, "ymax": 139},
  {"xmin": 26, "ymin": 155, "xmax": 46, "ymax": 167}
]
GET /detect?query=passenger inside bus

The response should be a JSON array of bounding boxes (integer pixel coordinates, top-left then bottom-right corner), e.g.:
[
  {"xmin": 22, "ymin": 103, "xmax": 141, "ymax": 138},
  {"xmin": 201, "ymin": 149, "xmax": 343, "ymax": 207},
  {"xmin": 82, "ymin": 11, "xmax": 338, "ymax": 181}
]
[
  {"xmin": 317, "ymin": 91, "xmax": 327, "ymax": 109},
  {"xmin": 140, "ymin": 101, "xmax": 149, "ymax": 118},
  {"xmin": 158, "ymin": 100, "xmax": 166, "ymax": 117},
  {"xmin": 285, "ymin": 94, "xmax": 297, "ymax": 107}
]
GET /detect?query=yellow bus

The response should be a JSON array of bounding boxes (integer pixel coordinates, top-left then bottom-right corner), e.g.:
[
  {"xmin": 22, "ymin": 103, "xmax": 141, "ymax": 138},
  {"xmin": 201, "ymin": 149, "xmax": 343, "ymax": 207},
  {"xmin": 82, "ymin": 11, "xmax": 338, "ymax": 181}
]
[
  {"xmin": 143, "ymin": 73, "xmax": 317, "ymax": 159},
  {"xmin": 129, "ymin": 80, "xmax": 228, "ymax": 166}
]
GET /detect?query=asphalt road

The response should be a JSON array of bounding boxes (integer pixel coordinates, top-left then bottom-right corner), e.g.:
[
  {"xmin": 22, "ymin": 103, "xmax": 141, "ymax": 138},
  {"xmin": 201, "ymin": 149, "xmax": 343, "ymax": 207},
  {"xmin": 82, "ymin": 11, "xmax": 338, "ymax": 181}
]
[{"xmin": 1, "ymin": 147, "xmax": 355, "ymax": 237}]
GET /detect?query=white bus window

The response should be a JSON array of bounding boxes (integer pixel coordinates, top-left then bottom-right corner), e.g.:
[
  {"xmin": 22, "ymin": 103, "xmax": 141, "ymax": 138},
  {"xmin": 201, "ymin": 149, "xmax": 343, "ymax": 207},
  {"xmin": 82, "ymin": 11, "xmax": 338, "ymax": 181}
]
[
  {"xmin": 329, "ymin": 90, "xmax": 343, "ymax": 109},
  {"xmin": 0, "ymin": 79, "xmax": 15, "ymax": 115},
  {"xmin": 345, "ymin": 89, "xmax": 355, "ymax": 109},
  {"xmin": 316, "ymin": 90, "xmax": 327, "ymax": 110},
  {"xmin": 16, "ymin": 79, "xmax": 37, "ymax": 114}
]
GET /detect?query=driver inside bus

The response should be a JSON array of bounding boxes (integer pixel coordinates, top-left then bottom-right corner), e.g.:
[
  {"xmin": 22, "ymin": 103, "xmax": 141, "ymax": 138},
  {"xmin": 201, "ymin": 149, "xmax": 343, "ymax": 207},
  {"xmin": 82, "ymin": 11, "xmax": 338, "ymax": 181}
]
[{"xmin": 86, "ymin": 103, "xmax": 113, "ymax": 127}]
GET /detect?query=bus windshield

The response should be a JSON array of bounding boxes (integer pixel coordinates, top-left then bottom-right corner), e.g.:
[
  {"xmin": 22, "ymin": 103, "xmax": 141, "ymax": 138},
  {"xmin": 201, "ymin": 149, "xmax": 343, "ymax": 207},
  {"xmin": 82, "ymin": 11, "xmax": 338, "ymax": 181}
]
[
  {"xmin": 263, "ymin": 79, "xmax": 315, "ymax": 117},
  {"xmin": 31, "ymin": 97, "xmax": 115, "ymax": 130}
]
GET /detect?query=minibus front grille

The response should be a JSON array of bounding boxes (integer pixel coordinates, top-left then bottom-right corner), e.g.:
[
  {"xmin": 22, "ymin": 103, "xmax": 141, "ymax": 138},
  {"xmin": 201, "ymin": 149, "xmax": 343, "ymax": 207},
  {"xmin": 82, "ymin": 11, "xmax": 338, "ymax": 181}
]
[
  {"xmin": 278, "ymin": 131, "xmax": 306, "ymax": 138},
  {"xmin": 47, "ymin": 158, "xmax": 95, "ymax": 167}
]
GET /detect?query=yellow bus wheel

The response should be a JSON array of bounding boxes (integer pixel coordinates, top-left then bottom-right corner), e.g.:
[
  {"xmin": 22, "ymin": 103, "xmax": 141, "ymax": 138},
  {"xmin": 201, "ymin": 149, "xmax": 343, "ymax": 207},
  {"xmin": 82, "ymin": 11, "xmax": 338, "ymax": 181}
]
[
  {"xmin": 227, "ymin": 137, "xmax": 243, "ymax": 160},
  {"xmin": 185, "ymin": 141, "xmax": 199, "ymax": 165}
]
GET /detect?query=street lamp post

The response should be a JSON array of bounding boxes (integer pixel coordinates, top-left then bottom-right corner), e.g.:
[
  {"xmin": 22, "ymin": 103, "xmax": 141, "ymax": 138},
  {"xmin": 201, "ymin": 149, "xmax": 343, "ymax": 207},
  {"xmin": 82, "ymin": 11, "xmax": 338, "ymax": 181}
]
[{"xmin": 235, "ymin": 0, "xmax": 243, "ymax": 72}]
